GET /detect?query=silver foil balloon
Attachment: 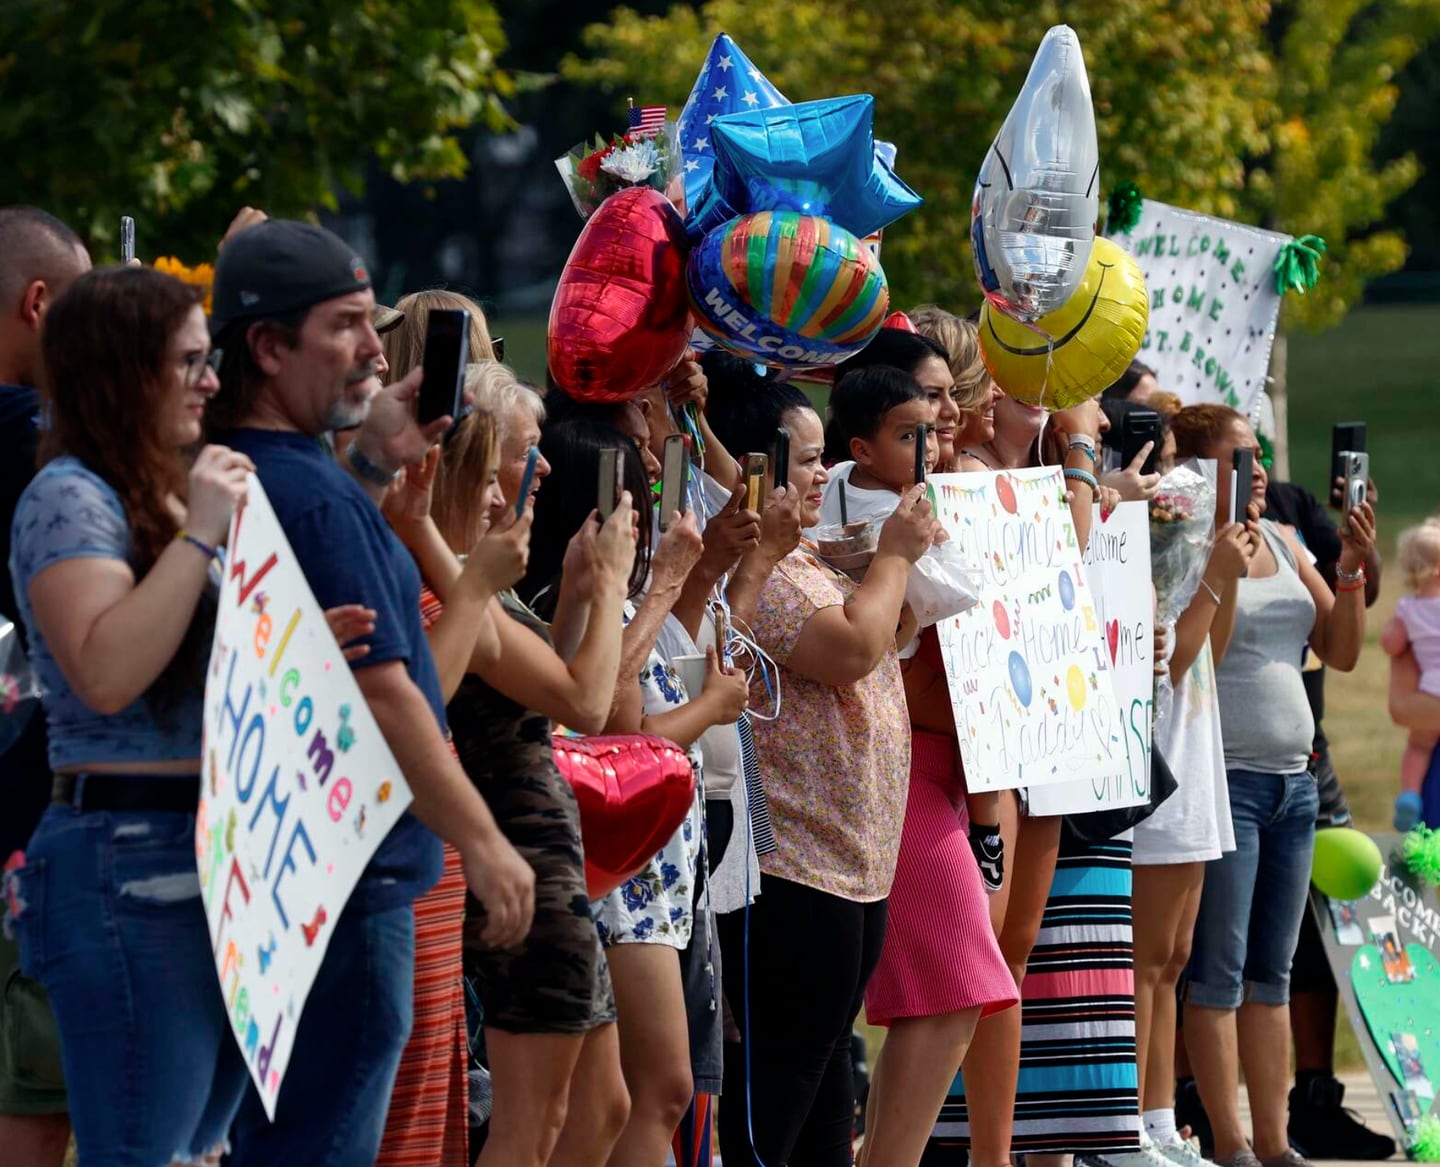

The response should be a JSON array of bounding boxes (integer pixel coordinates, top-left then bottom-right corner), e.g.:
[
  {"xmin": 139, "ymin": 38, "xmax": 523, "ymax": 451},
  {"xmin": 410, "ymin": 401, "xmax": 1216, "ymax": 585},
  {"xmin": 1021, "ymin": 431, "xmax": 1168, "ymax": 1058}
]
[{"xmin": 971, "ymin": 25, "xmax": 1099, "ymax": 323}]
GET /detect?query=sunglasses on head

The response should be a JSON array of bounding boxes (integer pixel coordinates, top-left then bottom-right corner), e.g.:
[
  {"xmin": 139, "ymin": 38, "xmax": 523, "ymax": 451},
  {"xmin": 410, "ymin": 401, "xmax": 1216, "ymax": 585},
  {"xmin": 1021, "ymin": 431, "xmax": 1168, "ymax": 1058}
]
[{"xmin": 491, "ymin": 336, "xmax": 505, "ymax": 363}]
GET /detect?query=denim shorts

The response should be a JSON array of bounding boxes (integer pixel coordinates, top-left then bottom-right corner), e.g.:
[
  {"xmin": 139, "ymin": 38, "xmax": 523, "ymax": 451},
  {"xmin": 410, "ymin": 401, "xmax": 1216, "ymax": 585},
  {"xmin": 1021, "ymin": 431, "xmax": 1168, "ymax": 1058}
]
[
  {"xmin": 1185, "ymin": 769, "xmax": 1318, "ymax": 1009},
  {"xmin": 11, "ymin": 804, "xmax": 250, "ymax": 1160}
]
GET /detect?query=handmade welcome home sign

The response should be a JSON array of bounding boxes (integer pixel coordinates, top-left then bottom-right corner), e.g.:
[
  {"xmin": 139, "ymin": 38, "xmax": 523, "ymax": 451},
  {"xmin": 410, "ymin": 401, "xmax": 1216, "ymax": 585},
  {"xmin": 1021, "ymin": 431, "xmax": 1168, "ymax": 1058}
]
[
  {"xmin": 1028, "ymin": 501, "xmax": 1154, "ymax": 815},
  {"xmin": 930, "ymin": 467, "xmax": 1124, "ymax": 793},
  {"xmin": 197, "ymin": 477, "xmax": 411, "ymax": 1117},
  {"xmin": 1110, "ymin": 201, "xmax": 1291, "ymax": 420},
  {"xmin": 1310, "ymin": 834, "xmax": 1440, "ymax": 1150}
]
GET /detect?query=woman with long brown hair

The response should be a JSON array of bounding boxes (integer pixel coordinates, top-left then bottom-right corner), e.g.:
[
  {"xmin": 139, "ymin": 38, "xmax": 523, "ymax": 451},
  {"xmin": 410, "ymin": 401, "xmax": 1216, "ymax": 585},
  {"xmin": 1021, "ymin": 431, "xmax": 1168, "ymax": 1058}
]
[{"xmin": 5, "ymin": 265, "xmax": 255, "ymax": 1163}]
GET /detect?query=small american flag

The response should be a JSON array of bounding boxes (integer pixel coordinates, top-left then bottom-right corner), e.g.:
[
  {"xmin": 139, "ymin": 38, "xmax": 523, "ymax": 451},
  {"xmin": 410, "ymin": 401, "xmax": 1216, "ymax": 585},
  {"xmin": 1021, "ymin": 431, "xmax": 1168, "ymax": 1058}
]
[{"xmin": 627, "ymin": 104, "xmax": 667, "ymax": 137}]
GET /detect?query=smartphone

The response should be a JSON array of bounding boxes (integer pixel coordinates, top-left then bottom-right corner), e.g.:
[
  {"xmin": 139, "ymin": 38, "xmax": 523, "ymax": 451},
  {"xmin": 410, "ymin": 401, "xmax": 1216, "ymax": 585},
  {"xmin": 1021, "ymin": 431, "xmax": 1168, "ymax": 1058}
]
[
  {"xmin": 914, "ymin": 422, "xmax": 928, "ymax": 485},
  {"xmin": 1330, "ymin": 422, "xmax": 1366, "ymax": 508},
  {"xmin": 1120, "ymin": 409, "xmax": 1161, "ymax": 476},
  {"xmin": 773, "ymin": 428, "xmax": 791, "ymax": 490},
  {"xmin": 597, "ymin": 448, "xmax": 623, "ymax": 521},
  {"xmin": 1231, "ymin": 448, "xmax": 1255, "ymax": 525},
  {"xmin": 120, "ymin": 216, "xmax": 135, "ymax": 265},
  {"xmin": 1341, "ymin": 450, "xmax": 1370, "ymax": 517},
  {"xmin": 417, "ymin": 309, "xmax": 470, "ymax": 426},
  {"xmin": 658, "ymin": 434, "xmax": 690, "ymax": 532},
  {"xmin": 715, "ymin": 603, "xmax": 733, "ymax": 668},
  {"xmin": 743, "ymin": 453, "xmax": 768, "ymax": 516},
  {"xmin": 514, "ymin": 446, "xmax": 540, "ymax": 519}
]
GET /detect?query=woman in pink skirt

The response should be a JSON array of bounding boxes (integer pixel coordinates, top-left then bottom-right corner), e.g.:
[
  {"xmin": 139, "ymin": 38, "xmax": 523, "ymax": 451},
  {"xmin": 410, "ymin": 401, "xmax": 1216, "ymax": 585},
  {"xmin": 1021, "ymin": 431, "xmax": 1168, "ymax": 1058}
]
[{"xmin": 817, "ymin": 329, "xmax": 1018, "ymax": 1167}]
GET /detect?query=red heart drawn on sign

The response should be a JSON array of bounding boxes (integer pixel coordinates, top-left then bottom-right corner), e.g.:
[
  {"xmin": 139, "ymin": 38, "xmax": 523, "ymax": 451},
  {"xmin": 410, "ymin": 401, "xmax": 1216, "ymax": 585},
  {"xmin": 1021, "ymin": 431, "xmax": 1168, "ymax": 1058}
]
[{"xmin": 1106, "ymin": 619, "xmax": 1120, "ymax": 665}]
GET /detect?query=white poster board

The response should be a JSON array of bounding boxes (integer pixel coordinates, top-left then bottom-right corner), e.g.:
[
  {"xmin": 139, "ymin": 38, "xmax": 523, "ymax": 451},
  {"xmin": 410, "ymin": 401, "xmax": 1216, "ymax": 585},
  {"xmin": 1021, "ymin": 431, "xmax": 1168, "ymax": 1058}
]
[
  {"xmin": 1110, "ymin": 200, "xmax": 1292, "ymax": 420},
  {"xmin": 1027, "ymin": 501, "xmax": 1155, "ymax": 816},
  {"xmin": 197, "ymin": 478, "xmax": 412, "ymax": 1117},
  {"xmin": 930, "ymin": 467, "xmax": 1123, "ymax": 793}
]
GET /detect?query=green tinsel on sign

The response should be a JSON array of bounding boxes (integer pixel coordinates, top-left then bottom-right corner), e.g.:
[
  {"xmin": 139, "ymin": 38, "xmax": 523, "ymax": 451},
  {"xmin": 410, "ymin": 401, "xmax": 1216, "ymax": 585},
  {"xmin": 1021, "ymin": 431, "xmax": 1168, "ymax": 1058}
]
[
  {"xmin": 1411, "ymin": 1114, "xmax": 1440, "ymax": 1162},
  {"xmin": 1403, "ymin": 825, "xmax": 1440, "ymax": 886},
  {"xmin": 1274, "ymin": 235, "xmax": 1327, "ymax": 296},
  {"xmin": 1106, "ymin": 182, "xmax": 1143, "ymax": 235}
]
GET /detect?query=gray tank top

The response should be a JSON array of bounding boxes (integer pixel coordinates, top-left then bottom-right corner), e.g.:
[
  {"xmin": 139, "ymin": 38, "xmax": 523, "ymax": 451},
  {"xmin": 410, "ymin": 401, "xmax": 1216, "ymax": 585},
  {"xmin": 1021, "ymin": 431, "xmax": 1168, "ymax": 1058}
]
[{"xmin": 1214, "ymin": 520, "xmax": 1317, "ymax": 774}]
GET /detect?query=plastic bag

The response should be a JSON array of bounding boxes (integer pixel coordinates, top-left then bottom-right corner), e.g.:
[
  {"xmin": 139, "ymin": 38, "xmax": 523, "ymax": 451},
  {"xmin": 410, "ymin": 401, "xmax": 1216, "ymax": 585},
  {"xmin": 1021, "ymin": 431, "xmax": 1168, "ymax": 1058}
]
[
  {"xmin": 1150, "ymin": 459, "xmax": 1217, "ymax": 628},
  {"xmin": 907, "ymin": 539, "xmax": 981, "ymax": 628},
  {"xmin": 0, "ymin": 619, "xmax": 40, "ymax": 757}
]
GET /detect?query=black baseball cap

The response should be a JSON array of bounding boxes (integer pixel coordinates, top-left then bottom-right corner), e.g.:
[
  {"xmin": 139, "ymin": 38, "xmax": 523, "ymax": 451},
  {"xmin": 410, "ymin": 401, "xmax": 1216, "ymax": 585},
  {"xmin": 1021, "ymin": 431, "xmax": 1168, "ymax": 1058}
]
[{"xmin": 210, "ymin": 219, "xmax": 372, "ymax": 333}]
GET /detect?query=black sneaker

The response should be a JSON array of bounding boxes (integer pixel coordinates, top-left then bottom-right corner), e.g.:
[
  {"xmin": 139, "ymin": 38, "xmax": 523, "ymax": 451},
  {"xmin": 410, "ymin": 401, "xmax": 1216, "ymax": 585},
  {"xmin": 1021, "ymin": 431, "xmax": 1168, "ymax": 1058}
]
[
  {"xmin": 1175, "ymin": 1078, "xmax": 1214, "ymax": 1159},
  {"xmin": 969, "ymin": 825, "xmax": 1004, "ymax": 893},
  {"xmin": 1288, "ymin": 1075, "xmax": 1395, "ymax": 1160}
]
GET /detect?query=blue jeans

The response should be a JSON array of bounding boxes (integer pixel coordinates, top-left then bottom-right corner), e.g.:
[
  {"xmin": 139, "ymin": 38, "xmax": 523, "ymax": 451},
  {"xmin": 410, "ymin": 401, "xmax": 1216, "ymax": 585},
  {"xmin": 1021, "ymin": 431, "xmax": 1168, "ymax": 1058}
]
[
  {"xmin": 11, "ymin": 805, "xmax": 250, "ymax": 1164},
  {"xmin": 227, "ymin": 897, "xmax": 414, "ymax": 1166},
  {"xmin": 1186, "ymin": 769, "xmax": 1319, "ymax": 1009}
]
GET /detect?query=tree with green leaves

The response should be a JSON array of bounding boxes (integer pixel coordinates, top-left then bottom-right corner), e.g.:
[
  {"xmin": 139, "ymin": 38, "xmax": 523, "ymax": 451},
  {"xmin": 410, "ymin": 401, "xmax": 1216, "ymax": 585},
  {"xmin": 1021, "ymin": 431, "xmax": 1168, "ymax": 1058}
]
[
  {"xmin": 0, "ymin": 0, "xmax": 515, "ymax": 260},
  {"xmin": 565, "ymin": 0, "xmax": 1440, "ymax": 327}
]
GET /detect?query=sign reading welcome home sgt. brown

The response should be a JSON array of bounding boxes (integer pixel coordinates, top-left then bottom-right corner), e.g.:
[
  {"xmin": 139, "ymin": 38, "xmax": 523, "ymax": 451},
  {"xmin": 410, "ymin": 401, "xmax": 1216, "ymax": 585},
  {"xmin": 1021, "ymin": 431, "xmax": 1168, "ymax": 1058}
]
[
  {"xmin": 197, "ymin": 477, "xmax": 411, "ymax": 1117},
  {"xmin": 1110, "ymin": 201, "xmax": 1292, "ymax": 420}
]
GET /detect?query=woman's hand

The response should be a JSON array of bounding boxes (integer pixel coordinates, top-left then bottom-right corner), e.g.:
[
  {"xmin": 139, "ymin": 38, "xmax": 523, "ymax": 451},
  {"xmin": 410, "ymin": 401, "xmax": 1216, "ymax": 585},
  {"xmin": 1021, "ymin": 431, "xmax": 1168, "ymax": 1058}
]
[
  {"xmin": 698, "ymin": 646, "xmax": 749, "ymax": 722},
  {"xmin": 756, "ymin": 484, "xmax": 802, "ymax": 565},
  {"xmin": 699, "ymin": 482, "xmax": 762, "ymax": 578},
  {"xmin": 878, "ymin": 484, "xmax": 941, "ymax": 566},
  {"xmin": 324, "ymin": 605, "xmax": 377, "ymax": 663},
  {"xmin": 381, "ymin": 445, "xmax": 440, "ymax": 538},
  {"xmin": 661, "ymin": 349, "xmax": 708, "ymax": 412},
  {"xmin": 1338, "ymin": 500, "xmax": 1376, "ymax": 575},
  {"xmin": 1153, "ymin": 621, "xmax": 1171, "ymax": 677},
  {"xmin": 187, "ymin": 445, "xmax": 256, "ymax": 545},
  {"xmin": 594, "ymin": 493, "xmax": 640, "ymax": 591},
  {"xmin": 651, "ymin": 507, "xmax": 705, "ymax": 594},
  {"xmin": 1097, "ymin": 484, "xmax": 1122, "ymax": 519},
  {"xmin": 1101, "ymin": 442, "xmax": 1161, "ymax": 502},
  {"xmin": 1051, "ymin": 399, "xmax": 1104, "ymax": 442},
  {"xmin": 460, "ymin": 505, "xmax": 532, "ymax": 599},
  {"xmin": 1207, "ymin": 522, "xmax": 1257, "ymax": 585}
]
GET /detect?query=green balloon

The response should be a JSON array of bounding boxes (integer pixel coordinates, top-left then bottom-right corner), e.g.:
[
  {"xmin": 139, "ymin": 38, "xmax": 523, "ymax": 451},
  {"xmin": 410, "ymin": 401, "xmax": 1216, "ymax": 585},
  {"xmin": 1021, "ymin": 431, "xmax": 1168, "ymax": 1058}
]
[{"xmin": 1311, "ymin": 828, "xmax": 1383, "ymax": 901}]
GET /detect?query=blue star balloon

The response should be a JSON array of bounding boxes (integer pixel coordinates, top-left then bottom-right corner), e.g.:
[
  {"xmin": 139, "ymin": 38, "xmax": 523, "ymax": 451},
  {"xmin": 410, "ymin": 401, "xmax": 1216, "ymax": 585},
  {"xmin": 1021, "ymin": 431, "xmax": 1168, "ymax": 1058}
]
[
  {"xmin": 688, "ymin": 95, "xmax": 923, "ymax": 241},
  {"xmin": 676, "ymin": 33, "xmax": 788, "ymax": 215}
]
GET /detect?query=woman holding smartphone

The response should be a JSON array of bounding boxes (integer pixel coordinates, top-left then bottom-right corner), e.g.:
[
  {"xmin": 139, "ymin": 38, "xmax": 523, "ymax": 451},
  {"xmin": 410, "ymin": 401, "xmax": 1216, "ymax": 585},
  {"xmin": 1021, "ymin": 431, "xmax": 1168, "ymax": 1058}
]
[
  {"xmin": 1171, "ymin": 404, "xmax": 1374, "ymax": 1167},
  {"xmin": 383, "ymin": 365, "xmax": 644, "ymax": 1167},
  {"xmin": 6, "ymin": 266, "xmax": 253, "ymax": 1163}
]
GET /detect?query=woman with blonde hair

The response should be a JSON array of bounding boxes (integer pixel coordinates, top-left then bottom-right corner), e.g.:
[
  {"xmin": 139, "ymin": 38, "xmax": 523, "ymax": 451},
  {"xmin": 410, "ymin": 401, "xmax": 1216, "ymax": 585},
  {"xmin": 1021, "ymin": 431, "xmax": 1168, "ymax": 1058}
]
[{"xmin": 386, "ymin": 288, "xmax": 499, "ymax": 368}]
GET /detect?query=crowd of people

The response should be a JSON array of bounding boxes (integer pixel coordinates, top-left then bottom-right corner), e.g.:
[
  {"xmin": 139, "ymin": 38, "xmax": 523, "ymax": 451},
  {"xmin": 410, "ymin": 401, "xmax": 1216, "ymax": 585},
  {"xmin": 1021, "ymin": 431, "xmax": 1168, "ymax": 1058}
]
[{"xmin": 0, "ymin": 202, "xmax": 1427, "ymax": 1167}]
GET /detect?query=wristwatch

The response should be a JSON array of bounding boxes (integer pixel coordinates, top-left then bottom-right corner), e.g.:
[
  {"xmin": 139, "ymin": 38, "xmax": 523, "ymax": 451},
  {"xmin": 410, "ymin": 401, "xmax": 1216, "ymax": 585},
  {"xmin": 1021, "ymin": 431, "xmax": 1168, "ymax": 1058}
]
[{"xmin": 346, "ymin": 441, "xmax": 401, "ymax": 487}]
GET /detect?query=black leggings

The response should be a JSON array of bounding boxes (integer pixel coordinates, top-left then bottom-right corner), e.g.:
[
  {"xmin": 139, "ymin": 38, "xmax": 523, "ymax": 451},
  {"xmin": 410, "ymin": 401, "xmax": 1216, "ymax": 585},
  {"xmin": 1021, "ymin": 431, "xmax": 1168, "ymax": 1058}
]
[{"xmin": 717, "ymin": 876, "xmax": 888, "ymax": 1167}]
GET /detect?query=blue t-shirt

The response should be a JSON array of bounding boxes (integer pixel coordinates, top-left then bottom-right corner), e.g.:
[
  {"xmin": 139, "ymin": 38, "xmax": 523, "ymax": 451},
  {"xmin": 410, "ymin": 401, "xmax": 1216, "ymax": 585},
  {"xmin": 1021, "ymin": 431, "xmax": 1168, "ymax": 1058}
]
[
  {"xmin": 218, "ymin": 428, "xmax": 444, "ymax": 911},
  {"xmin": 9, "ymin": 456, "xmax": 207, "ymax": 770}
]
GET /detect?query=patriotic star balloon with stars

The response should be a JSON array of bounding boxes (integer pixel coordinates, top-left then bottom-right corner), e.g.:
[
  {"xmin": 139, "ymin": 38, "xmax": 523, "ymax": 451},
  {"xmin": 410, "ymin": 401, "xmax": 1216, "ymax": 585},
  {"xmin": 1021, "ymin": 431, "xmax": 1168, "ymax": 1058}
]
[{"xmin": 676, "ymin": 33, "xmax": 788, "ymax": 214}]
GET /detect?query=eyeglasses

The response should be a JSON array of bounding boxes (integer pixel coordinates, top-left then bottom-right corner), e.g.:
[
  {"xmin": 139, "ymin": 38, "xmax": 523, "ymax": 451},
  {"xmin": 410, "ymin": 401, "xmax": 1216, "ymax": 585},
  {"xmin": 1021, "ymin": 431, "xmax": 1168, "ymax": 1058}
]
[
  {"xmin": 491, "ymin": 336, "xmax": 506, "ymax": 363},
  {"xmin": 184, "ymin": 349, "xmax": 224, "ymax": 388}
]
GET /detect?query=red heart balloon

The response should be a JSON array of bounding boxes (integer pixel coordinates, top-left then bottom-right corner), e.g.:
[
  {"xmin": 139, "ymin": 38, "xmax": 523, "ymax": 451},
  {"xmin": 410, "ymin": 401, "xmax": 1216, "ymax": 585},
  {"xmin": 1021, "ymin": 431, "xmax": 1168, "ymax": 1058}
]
[
  {"xmin": 548, "ymin": 187, "xmax": 694, "ymax": 404},
  {"xmin": 551, "ymin": 734, "xmax": 696, "ymax": 899}
]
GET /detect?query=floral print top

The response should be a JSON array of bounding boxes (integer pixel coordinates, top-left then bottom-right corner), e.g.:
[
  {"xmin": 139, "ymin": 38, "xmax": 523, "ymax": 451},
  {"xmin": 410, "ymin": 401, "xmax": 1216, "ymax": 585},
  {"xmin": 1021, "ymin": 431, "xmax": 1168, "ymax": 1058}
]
[
  {"xmin": 590, "ymin": 605, "xmax": 704, "ymax": 949},
  {"xmin": 750, "ymin": 545, "xmax": 911, "ymax": 903}
]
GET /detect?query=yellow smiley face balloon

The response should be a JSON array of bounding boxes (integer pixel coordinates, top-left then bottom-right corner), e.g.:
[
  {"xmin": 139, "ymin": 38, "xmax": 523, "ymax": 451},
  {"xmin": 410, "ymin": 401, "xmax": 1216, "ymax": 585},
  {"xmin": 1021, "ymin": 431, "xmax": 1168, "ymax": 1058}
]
[{"xmin": 979, "ymin": 237, "xmax": 1149, "ymax": 410}]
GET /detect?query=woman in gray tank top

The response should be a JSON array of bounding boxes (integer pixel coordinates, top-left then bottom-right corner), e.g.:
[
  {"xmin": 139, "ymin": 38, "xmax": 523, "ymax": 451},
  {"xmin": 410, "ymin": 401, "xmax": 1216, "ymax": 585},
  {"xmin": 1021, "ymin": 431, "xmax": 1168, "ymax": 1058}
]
[{"xmin": 1171, "ymin": 406, "xmax": 1375, "ymax": 1167}]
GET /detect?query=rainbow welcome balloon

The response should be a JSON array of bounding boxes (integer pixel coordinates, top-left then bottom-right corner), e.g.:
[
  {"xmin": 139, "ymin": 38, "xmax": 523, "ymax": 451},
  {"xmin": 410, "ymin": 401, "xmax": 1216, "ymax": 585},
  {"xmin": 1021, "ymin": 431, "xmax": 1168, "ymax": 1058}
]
[{"xmin": 687, "ymin": 211, "xmax": 890, "ymax": 369}]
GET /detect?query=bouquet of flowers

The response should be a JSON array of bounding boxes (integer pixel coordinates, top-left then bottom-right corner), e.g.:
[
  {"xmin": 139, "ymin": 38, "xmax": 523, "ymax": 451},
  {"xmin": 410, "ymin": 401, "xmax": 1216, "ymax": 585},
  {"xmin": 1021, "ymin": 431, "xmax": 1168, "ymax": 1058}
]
[
  {"xmin": 1150, "ymin": 459, "xmax": 1217, "ymax": 628},
  {"xmin": 555, "ymin": 120, "xmax": 682, "ymax": 219}
]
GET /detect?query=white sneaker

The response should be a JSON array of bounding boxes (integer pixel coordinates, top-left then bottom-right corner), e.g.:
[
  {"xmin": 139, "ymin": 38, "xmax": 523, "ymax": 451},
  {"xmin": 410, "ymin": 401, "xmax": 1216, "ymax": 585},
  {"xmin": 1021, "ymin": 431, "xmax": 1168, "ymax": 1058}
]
[
  {"xmin": 1157, "ymin": 1136, "xmax": 1218, "ymax": 1167},
  {"xmin": 1078, "ymin": 1135, "xmax": 1179, "ymax": 1167}
]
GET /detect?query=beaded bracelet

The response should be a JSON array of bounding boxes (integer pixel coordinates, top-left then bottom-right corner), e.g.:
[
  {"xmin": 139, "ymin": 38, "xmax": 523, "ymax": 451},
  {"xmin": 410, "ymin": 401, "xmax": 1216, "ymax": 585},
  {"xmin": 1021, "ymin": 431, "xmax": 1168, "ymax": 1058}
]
[
  {"xmin": 1063, "ymin": 467, "xmax": 1098, "ymax": 492},
  {"xmin": 1335, "ymin": 563, "xmax": 1365, "ymax": 584},
  {"xmin": 177, "ymin": 529, "xmax": 219, "ymax": 560}
]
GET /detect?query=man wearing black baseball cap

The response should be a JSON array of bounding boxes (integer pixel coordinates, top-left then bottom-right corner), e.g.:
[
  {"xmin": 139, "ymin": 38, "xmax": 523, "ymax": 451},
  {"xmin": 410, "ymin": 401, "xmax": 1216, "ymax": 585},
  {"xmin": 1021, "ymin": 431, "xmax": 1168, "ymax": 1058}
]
[{"xmin": 208, "ymin": 220, "xmax": 534, "ymax": 1165}]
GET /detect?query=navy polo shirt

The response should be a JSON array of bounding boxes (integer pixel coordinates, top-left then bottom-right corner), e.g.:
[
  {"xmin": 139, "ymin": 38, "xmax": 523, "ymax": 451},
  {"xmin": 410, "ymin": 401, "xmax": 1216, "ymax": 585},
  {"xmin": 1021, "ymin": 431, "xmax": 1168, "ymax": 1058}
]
[{"xmin": 218, "ymin": 428, "xmax": 444, "ymax": 911}]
